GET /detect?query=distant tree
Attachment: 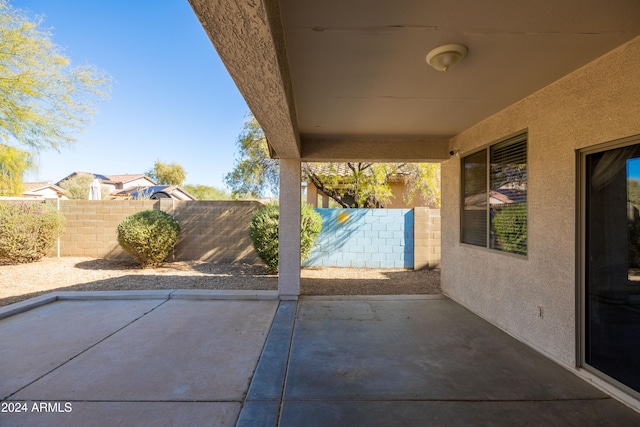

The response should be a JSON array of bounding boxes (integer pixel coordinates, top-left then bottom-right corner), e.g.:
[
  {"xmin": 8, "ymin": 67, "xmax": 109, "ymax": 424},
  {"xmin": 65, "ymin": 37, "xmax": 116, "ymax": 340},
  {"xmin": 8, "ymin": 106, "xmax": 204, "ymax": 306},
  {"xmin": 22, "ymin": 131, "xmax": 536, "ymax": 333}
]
[
  {"xmin": 59, "ymin": 174, "xmax": 109, "ymax": 199},
  {"xmin": 400, "ymin": 163, "xmax": 441, "ymax": 208},
  {"xmin": 0, "ymin": 0, "xmax": 111, "ymax": 152},
  {"xmin": 224, "ymin": 114, "xmax": 440, "ymax": 207},
  {"xmin": 0, "ymin": 145, "xmax": 34, "ymax": 196},
  {"xmin": 629, "ymin": 179, "xmax": 640, "ymax": 206},
  {"xmin": 304, "ymin": 162, "xmax": 441, "ymax": 208},
  {"xmin": 147, "ymin": 160, "xmax": 186, "ymax": 186},
  {"xmin": 304, "ymin": 163, "xmax": 392, "ymax": 208},
  {"xmin": 184, "ymin": 184, "xmax": 232, "ymax": 200},
  {"xmin": 224, "ymin": 115, "xmax": 279, "ymax": 198}
]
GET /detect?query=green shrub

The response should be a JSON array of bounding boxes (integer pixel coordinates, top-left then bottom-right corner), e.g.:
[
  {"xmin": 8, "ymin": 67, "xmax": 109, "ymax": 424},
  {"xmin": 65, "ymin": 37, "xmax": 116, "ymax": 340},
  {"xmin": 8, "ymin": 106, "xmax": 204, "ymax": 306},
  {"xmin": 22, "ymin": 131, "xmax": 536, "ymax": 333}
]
[
  {"xmin": 492, "ymin": 204, "xmax": 527, "ymax": 255},
  {"xmin": 117, "ymin": 210, "xmax": 180, "ymax": 268},
  {"xmin": 249, "ymin": 203, "xmax": 322, "ymax": 273},
  {"xmin": 0, "ymin": 202, "xmax": 66, "ymax": 263}
]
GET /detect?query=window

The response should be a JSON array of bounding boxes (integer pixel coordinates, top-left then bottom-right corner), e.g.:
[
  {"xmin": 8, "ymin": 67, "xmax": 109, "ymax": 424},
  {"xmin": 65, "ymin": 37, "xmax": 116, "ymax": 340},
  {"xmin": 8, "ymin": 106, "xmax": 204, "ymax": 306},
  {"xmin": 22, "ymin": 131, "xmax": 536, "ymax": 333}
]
[{"xmin": 461, "ymin": 133, "xmax": 527, "ymax": 255}]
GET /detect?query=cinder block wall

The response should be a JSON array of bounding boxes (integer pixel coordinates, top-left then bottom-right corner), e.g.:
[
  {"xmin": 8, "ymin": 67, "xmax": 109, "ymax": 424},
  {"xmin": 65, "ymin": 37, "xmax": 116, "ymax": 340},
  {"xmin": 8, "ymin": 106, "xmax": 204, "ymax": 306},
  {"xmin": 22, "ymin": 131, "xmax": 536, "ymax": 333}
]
[
  {"xmin": 414, "ymin": 208, "xmax": 441, "ymax": 269},
  {"xmin": 58, "ymin": 200, "xmax": 262, "ymax": 263},
  {"xmin": 303, "ymin": 208, "xmax": 416, "ymax": 269},
  {"xmin": 171, "ymin": 200, "xmax": 262, "ymax": 263},
  {"xmin": 59, "ymin": 200, "xmax": 158, "ymax": 259}
]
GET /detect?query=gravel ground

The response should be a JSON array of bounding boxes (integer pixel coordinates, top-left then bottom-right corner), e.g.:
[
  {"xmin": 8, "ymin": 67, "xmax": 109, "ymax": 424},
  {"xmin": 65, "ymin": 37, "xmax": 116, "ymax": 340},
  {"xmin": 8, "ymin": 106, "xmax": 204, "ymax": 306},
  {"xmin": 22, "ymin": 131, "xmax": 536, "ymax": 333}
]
[{"xmin": 0, "ymin": 257, "xmax": 441, "ymax": 307}]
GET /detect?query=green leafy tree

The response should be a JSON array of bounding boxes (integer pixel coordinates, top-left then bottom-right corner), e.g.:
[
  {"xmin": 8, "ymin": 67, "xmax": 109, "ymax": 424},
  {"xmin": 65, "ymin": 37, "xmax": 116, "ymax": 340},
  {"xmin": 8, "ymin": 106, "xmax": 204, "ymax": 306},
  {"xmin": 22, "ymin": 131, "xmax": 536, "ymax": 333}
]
[
  {"xmin": 400, "ymin": 163, "xmax": 441, "ymax": 208},
  {"xmin": 0, "ymin": 0, "xmax": 111, "ymax": 152},
  {"xmin": 224, "ymin": 115, "xmax": 279, "ymax": 198},
  {"xmin": 304, "ymin": 162, "xmax": 441, "ymax": 208},
  {"xmin": 183, "ymin": 184, "xmax": 231, "ymax": 200},
  {"xmin": 225, "ymin": 115, "xmax": 440, "ymax": 207},
  {"xmin": 304, "ymin": 163, "xmax": 392, "ymax": 208},
  {"xmin": 0, "ymin": 145, "xmax": 34, "ymax": 196},
  {"xmin": 58, "ymin": 173, "xmax": 109, "ymax": 200},
  {"xmin": 147, "ymin": 160, "xmax": 186, "ymax": 186}
]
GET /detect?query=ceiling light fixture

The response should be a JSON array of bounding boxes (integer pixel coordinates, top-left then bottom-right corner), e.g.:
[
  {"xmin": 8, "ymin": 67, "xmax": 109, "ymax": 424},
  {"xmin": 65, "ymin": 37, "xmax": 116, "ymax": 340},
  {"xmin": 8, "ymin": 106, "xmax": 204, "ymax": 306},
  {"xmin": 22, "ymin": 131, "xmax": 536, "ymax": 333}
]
[{"xmin": 425, "ymin": 44, "xmax": 468, "ymax": 72}]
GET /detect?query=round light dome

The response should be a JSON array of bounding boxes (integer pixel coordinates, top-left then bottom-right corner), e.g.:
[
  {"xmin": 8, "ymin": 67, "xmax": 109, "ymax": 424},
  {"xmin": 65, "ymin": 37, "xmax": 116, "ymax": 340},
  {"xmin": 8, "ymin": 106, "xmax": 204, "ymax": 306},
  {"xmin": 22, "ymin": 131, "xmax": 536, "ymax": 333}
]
[{"xmin": 426, "ymin": 44, "xmax": 468, "ymax": 72}]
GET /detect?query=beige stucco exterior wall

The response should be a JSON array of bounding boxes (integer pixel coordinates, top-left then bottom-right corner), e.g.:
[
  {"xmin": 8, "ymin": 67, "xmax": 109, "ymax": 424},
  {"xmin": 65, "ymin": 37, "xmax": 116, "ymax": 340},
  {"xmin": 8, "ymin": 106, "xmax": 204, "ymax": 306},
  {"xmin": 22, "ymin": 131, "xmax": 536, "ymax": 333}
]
[{"xmin": 441, "ymin": 37, "xmax": 640, "ymax": 367}]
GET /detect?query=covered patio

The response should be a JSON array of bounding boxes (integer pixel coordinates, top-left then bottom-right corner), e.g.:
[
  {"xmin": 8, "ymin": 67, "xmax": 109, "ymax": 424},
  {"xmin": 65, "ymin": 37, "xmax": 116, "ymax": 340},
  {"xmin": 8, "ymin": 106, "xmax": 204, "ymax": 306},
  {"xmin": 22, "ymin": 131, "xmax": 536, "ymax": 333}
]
[
  {"xmin": 3, "ymin": 1, "xmax": 640, "ymax": 424},
  {"xmin": 187, "ymin": 0, "xmax": 640, "ymax": 413},
  {"xmin": 3, "ymin": 292, "xmax": 640, "ymax": 426}
]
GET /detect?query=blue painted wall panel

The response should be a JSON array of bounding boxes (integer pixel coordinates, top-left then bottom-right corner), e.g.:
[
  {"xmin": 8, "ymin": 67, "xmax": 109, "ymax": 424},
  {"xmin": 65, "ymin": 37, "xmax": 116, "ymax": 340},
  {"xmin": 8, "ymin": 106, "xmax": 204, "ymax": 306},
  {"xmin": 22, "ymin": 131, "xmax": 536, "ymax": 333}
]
[{"xmin": 303, "ymin": 209, "xmax": 414, "ymax": 269}]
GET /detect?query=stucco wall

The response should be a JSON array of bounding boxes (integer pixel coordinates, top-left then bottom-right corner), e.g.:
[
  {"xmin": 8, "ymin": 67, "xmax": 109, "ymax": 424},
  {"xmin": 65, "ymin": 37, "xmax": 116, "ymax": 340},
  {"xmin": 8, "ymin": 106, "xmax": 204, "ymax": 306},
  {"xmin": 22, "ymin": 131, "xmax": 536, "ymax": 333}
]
[{"xmin": 441, "ymin": 37, "xmax": 640, "ymax": 366}]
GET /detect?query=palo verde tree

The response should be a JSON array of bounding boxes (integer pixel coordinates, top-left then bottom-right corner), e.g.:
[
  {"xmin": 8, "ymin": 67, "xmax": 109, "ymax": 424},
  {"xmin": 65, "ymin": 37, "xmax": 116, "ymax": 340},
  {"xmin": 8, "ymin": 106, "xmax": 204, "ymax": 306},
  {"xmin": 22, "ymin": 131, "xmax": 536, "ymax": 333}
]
[
  {"xmin": 304, "ymin": 162, "xmax": 440, "ymax": 208},
  {"xmin": 303, "ymin": 162, "xmax": 394, "ymax": 208},
  {"xmin": 224, "ymin": 115, "xmax": 279, "ymax": 198},
  {"xmin": 0, "ymin": 0, "xmax": 111, "ymax": 194},
  {"xmin": 0, "ymin": 144, "xmax": 34, "ymax": 196},
  {"xmin": 147, "ymin": 160, "xmax": 186, "ymax": 186},
  {"xmin": 225, "ymin": 114, "xmax": 440, "ymax": 207}
]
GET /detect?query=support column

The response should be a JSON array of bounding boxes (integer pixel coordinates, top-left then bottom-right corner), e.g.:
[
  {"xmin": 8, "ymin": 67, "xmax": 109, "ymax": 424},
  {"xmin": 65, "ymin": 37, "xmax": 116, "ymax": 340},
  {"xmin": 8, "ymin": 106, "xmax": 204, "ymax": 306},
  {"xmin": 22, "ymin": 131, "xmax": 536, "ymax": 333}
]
[
  {"xmin": 306, "ymin": 182, "xmax": 318, "ymax": 207},
  {"xmin": 278, "ymin": 159, "xmax": 301, "ymax": 299},
  {"xmin": 321, "ymin": 193, "xmax": 329, "ymax": 208}
]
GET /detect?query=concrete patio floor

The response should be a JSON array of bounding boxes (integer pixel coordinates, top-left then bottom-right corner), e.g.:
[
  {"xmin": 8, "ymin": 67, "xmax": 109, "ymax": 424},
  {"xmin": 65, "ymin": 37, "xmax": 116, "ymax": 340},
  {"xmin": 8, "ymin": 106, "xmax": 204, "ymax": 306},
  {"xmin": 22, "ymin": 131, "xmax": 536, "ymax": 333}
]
[{"xmin": 1, "ymin": 291, "xmax": 639, "ymax": 426}]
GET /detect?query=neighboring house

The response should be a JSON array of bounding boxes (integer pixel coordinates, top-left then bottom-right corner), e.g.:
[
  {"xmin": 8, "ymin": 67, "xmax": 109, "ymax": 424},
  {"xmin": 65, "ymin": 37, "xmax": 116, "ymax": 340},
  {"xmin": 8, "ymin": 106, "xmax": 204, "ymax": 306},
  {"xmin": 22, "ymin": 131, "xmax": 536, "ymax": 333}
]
[
  {"xmin": 21, "ymin": 182, "xmax": 67, "ymax": 199},
  {"xmin": 111, "ymin": 185, "xmax": 196, "ymax": 201},
  {"xmin": 190, "ymin": 0, "xmax": 640, "ymax": 410},
  {"xmin": 56, "ymin": 172, "xmax": 196, "ymax": 200},
  {"xmin": 56, "ymin": 172, "xmax": 157, "ymax": 194},
  {"xmin": 97, "ymin": 173, "xmax": 158, "ymax": 193}
]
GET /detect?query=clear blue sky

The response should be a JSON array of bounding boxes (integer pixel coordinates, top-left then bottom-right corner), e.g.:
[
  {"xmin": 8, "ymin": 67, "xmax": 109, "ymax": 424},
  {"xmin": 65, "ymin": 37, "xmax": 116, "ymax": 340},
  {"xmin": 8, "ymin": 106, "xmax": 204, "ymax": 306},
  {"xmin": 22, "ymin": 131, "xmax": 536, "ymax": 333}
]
[
  {"xmin": 14, "ymin": 0, "xmax": 249, "ymax": 189},
  {"xmin": 629, "ymin": 158, "xmax": 640, "ymax": 180}
]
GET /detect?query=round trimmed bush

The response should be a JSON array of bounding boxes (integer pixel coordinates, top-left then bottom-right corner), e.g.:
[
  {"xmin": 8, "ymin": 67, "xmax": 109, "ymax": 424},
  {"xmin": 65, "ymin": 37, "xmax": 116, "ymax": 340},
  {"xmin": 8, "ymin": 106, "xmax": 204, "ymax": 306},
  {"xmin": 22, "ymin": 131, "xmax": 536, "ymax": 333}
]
[
  {"xmin": 0, "ymin": 202, "xmax": 66, "ymax": 264},
  {"xmin": 249, "ymin": 203, "xmax": 322, "ymax": 273},
  {"xmin": 117, "ymin": 210, "xmax": 180, "ymax": 268}
]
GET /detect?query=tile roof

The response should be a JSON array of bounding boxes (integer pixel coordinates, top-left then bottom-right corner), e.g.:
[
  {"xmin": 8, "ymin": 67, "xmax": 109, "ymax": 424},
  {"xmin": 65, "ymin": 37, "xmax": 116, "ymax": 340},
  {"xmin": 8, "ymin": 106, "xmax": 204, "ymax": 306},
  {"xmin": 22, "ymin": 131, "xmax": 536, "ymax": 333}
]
[
  {"xmin": 23, "ymin": 182, "xmax": 55, "ymax": 191},
  {"xmin": 102, "ymin": 174, "xmax": 153, "ymax": 184}
]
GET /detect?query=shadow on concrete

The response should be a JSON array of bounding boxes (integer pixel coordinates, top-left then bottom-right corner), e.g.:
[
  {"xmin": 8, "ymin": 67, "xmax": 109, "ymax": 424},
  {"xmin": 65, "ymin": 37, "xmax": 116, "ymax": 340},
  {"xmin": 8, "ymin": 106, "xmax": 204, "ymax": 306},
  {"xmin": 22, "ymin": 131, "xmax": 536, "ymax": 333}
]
[
  {"xmin": 0, "ymin": 274, "xmax": 278, "ymax": 307},
  {"xmin": 301, "ymin": 268, "xmax": 440, "ymax": 296}
]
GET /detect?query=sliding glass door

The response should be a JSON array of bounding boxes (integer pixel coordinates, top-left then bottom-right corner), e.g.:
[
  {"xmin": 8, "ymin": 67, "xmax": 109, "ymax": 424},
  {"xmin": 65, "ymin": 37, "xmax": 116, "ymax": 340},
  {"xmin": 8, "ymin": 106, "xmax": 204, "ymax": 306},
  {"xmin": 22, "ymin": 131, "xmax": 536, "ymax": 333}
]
[{"xmin": 584, "ymin": 139, "xmax": 640, "ymax": 394}]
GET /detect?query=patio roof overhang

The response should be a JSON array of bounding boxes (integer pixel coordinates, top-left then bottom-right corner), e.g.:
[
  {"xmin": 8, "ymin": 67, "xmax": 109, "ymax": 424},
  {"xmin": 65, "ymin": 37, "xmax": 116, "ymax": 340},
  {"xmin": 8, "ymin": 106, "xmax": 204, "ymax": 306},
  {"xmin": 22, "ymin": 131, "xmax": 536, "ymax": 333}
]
[{"xmin": 189, "ymin": 0, "xmax": 640, "ymax": 163}]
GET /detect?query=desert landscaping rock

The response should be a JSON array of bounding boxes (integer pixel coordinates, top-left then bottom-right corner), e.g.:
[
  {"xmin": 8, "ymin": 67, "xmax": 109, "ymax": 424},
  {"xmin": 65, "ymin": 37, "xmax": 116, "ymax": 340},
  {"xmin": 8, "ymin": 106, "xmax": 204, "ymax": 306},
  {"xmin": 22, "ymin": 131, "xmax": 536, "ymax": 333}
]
[{"xmin": 0, "ymin": 257, "xmax": 441, "ymax": 307}]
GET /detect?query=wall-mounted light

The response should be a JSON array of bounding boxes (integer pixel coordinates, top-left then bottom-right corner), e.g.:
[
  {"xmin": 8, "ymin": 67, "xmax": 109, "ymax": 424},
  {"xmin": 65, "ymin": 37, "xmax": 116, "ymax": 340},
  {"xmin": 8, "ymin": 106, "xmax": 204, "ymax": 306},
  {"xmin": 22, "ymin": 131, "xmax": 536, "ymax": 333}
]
[{"xmin": 426, "ymin": 44, "xmax": 468, "ymax": 72}]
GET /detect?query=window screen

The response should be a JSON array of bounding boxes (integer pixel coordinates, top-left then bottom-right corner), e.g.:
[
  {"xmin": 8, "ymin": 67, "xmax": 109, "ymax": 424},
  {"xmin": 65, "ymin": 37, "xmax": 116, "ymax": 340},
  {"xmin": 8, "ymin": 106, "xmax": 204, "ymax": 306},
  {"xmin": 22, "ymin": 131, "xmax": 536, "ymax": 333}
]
[
  {"xmin": 461, "ymin": 133, "xmax": 527, "ymax": 255},
  {"xmin": 462, "ymin": 150, "xmax": 487, "ymax": 246}
]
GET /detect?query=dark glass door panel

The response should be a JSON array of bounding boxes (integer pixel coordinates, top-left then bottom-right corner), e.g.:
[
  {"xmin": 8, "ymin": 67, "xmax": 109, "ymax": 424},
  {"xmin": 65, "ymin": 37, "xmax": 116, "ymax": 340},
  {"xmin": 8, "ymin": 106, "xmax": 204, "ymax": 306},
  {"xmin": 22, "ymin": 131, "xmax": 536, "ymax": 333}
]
[{"xmin": 586, "ymin": 144, "xmax": 640, "ymax": 392}]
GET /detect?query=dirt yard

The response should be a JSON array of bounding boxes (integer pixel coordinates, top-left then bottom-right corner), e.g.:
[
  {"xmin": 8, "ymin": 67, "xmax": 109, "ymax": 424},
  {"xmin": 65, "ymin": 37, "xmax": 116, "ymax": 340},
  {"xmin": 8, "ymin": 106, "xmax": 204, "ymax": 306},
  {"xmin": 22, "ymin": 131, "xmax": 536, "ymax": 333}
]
[{"xmin": 0, "ymin": 257, "xmax": 441, "ymax": 307}]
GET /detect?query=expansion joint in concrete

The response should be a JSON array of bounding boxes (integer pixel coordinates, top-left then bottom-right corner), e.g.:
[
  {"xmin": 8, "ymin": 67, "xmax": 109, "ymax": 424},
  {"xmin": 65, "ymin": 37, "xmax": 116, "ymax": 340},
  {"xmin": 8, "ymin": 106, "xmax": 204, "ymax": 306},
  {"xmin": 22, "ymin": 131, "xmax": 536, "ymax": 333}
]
[
  {"xmin": 1, "ymin": 298, "xmax": 169, "ymax": 401},
  {"xmin": 236, "ymin": 301, "xmax": 298, "ymax": 427}
]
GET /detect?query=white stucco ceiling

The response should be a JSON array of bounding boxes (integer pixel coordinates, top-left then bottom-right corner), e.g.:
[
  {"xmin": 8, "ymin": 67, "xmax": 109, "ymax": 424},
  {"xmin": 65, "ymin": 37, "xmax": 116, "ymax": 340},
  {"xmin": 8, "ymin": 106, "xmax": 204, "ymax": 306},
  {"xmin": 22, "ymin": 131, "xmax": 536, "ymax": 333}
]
[
  {"xmin": 280, "ymin": 0, "xmax": 640, "ymax": 139},
  {"xmin": 190, "ymin": 0, "xmax": 640, "ymax": 160}
]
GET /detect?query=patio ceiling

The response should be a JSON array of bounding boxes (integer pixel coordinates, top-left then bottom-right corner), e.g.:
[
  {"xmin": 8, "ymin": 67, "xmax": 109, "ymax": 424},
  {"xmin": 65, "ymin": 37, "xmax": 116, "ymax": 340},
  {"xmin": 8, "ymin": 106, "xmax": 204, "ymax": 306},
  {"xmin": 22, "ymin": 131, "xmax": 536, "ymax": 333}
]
[{"xmin": 189, "ymin": 0, "xmax": 640, "ymax": 161}]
